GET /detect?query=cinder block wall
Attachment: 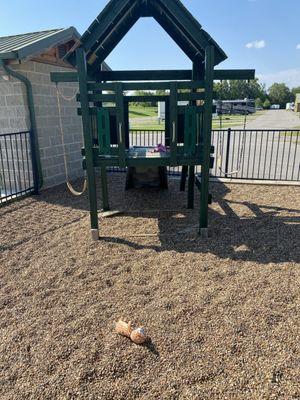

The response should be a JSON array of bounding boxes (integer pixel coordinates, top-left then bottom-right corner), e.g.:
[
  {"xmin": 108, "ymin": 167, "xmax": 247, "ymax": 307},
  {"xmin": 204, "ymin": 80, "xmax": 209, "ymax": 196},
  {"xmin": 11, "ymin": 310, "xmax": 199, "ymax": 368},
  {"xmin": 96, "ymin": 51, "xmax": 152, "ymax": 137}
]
[
  {"xmin": 0, "ymin": 76, "xmax": 29, "ymax": 133},
  {"xmin": 0, "ymin": 60, "xmax": 84, "ymax": 189},
  {"xmin": 0, "ymin": 77, "xmax": 31, "ymax": 194}
]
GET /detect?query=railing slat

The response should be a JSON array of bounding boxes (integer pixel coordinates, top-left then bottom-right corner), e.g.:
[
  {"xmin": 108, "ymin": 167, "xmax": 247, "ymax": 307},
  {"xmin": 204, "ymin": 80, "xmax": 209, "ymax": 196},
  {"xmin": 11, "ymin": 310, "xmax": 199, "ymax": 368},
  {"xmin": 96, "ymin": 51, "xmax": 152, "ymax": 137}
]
[{"xmin": 0, "ymin": 131, "xmax": 34, "ymax": 206}]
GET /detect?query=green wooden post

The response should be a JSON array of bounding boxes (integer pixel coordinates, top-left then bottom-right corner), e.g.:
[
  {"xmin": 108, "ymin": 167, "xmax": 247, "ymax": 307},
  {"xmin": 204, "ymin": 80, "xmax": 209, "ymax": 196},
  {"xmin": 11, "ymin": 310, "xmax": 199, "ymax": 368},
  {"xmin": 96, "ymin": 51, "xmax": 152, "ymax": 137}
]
[
  {"xmin": 116, "ymin": 83, "xmax": 126, "ymax": 167},
  {"xmin": 188, "ymin": 62, "xmax": 203, "ymax": 209},
  {"xmin": 169, "ymin": 82, "xmax": 178, "ymax": 166},
  {"xmin": 76, "ymin": 48, "xmax": 99, "ymax": 240},
  {"xmin": 180, "ymin": 166, "xmax": 188, "ymax": 192},
  {"xmin": 199, "ymin": 46, "xmax": 214, "ymax": 237},
  {"xmin": 100, "ymin": 167, "xmax": 109, "ymax": 211},
  {"xmin": 96, "ymin": 105, "xmax": 110, "ymax": 211}
]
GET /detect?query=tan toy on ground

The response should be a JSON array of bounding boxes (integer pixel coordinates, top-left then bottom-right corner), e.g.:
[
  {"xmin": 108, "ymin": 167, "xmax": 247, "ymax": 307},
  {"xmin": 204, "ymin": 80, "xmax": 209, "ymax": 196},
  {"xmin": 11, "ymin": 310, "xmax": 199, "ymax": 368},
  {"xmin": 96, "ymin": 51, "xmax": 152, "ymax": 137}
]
[
  {"xmin": 115, "ymin": 320, "xmax": 133, "ymax": 338},
  {"xmin": 115, "ymin": 320, "xmax": 149, "ymax": 345},
  {"xmin": 130, "ymin": 327, "xmax": 148, "ymax": 344}
]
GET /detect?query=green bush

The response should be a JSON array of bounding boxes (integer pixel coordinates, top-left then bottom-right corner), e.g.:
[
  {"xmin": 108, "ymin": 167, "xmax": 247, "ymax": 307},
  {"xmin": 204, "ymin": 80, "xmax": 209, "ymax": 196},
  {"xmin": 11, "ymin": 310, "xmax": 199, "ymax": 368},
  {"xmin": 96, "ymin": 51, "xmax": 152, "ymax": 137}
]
[{"xmin": 263, "ymin": 99, "xmax": 271, "ymax": 109}]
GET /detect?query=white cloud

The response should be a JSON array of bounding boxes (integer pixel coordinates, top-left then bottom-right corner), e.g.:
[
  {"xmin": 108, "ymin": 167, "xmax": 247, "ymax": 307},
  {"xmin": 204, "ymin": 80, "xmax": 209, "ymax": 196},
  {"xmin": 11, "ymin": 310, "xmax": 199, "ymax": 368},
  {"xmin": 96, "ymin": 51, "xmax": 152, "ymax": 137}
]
[
  {"xmin": 257, "ymin": 69, "xmax": 300, "ymax": 88},
  {"xmin": 246, "ymin": 40, "xmax": 266, "ymax": 49},
  {"xmin": 297, "ymin": 44, "xmax": 300, "ymax": 50}
]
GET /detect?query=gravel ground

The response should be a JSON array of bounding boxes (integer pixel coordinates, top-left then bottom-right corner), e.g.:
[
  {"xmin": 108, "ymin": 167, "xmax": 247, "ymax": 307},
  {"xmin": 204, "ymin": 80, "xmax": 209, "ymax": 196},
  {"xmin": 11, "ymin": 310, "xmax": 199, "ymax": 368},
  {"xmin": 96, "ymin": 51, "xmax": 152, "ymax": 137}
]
[{"xmin": 0, "ymin": 175, "xmax": 299, "ymax": 400}]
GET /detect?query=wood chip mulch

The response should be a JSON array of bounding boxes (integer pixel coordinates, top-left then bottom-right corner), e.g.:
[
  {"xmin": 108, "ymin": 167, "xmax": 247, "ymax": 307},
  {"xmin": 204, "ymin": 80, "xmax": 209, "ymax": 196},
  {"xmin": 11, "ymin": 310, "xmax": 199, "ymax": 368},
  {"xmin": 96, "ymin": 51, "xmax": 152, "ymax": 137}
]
[{"xmin": 0, "ymin": 175, "xmax": 299, "ymax": 400}]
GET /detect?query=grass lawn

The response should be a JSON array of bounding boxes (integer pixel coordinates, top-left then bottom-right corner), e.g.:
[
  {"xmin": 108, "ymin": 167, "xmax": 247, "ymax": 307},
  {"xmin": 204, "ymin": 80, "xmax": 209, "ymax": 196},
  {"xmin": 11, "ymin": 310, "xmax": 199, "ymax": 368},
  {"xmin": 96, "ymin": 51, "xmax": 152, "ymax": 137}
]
[
  {"xmin": 129, "ymin": 108, "xmax": 266, "ymax": 131},
  {"xmin": 212, "ymin": 111, "xmax": 265, "ymax": 129},
  {"xmin": 129, "ymin": 105, "xmax": 158, "ymax": 119}
]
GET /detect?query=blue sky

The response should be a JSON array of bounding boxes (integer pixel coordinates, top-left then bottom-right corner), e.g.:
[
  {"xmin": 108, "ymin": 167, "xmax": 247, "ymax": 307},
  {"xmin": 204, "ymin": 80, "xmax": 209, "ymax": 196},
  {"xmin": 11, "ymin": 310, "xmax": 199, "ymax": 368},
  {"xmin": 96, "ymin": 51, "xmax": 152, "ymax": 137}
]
[{"xmin": 1, "ymin": 0, "xmax": 299, "ymax": 88}]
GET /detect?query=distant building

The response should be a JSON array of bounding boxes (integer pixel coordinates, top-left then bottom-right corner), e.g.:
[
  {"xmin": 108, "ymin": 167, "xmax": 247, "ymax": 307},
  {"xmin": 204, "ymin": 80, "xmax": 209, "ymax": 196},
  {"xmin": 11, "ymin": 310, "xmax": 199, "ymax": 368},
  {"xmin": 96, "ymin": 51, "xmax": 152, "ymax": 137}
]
[
  {"xmin": 270, "ymin": 104, "xmax": 280, "ymax": 110},
  {"xmin": 286, "ymin": 103, "xmax": 294, "ymax": 111},
  {"xmin": 214, "ymin": 99, "xmax": 256, "ymax": 115}
]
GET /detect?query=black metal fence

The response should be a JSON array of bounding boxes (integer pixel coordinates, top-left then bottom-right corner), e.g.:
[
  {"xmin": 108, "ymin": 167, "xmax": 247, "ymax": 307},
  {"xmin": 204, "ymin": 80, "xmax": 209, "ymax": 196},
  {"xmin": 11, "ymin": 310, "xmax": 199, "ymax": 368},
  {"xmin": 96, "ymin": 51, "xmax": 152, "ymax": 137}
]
[
  {"xmin": 211, "ymin": 129, "xmax": 299, "ymax": 181},
  {"xmin": 125, "ymin": 128, "xmax": 300, "ymax": 181},
  {"xmin": 0, "ymin": 131, "xmax": 35, "ymax": 205},
  {"xmin": 1, "ymin": 128, "xmax": 299, "ymax": 208}
]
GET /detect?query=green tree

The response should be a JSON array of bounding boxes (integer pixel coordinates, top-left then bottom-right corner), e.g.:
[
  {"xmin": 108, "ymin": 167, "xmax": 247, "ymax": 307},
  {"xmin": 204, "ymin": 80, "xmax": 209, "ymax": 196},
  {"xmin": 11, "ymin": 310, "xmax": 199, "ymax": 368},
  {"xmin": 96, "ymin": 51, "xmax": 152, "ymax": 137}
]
[
  {"xmin": 255, "ymin": 98, "xmax": 263, "ymax": 108},
  {"xmin": 291, "ymin": 87, "xmax": 300, "ymax": 102},
  {"xmin": 155, "ymin": 90, "xmax": 167, "ymax": 96},
  {"xmin": 263, "ymin": 99, "xmax": 271, "ymax": 109},
  {"xmin": 268, "ymin": 83, "xmax": 293, "ymax": 108},
  {"xmin": 214, "ymin": 79, "xmax": 266, "ymax": 101},
  {"xmin": 214, "ymin": 80, "xmax": 230, "ymax": 100},
  {"xmin": 133, "ymin": 90, "xmax": 156, "ymax": 107}
]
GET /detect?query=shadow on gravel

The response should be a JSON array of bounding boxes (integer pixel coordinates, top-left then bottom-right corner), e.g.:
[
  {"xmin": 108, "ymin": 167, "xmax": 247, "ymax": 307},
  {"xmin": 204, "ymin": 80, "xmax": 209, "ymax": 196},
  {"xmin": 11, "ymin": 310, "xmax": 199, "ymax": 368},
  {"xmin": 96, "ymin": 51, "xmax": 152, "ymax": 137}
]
[{"xmin": 40, "ymin": 175, "xmax": 300, "ymax": 265}]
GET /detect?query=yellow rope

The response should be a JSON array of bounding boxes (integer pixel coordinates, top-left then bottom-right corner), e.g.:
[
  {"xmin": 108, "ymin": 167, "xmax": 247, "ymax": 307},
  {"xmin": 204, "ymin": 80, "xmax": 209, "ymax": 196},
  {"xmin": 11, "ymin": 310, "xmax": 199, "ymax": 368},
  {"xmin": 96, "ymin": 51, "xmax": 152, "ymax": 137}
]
[{"xmin": 56, "ymin": 84, "xmax": 87, "ymax": 196}]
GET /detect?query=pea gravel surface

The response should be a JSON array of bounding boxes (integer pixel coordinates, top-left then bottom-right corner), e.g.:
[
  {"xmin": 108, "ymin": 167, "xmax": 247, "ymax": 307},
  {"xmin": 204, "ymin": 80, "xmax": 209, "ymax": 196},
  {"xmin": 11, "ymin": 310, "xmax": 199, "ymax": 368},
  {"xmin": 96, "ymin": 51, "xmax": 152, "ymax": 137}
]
[{"xmin": 0, "ymin": 175, "xmax": 299, "ymax": 400}]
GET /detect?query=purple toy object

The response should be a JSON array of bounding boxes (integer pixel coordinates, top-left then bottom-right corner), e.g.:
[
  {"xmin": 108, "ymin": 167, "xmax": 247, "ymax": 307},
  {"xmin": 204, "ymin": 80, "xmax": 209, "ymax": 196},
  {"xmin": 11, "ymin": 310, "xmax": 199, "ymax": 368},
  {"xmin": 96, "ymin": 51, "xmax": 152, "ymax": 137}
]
[{"xmin": 152, "ymin": 143, "xmax": 167, "ymax": 153}]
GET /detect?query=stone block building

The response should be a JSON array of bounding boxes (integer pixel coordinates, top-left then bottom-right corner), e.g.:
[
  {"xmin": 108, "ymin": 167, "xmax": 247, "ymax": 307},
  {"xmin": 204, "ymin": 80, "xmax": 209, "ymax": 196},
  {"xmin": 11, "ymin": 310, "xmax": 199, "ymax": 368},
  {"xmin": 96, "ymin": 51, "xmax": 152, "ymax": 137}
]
[{"xmin": 0, "ymin": 28, "xmax": 110, "ymax": 192}]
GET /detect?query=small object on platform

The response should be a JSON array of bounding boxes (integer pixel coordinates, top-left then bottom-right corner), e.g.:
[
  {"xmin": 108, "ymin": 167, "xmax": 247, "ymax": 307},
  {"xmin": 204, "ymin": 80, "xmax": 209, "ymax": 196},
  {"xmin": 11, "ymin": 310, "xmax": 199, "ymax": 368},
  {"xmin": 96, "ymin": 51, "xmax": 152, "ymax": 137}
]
[
  {"xmin": 152, "ymin": 143, "xmax": 167, "ymax": 153},
  {"xmin": 146, "ymin": 144, "xmax": 167, "ymax": 157},
  {"xmin": 115, "ymin": 320, "xmax": 133, "ymax": 338}
]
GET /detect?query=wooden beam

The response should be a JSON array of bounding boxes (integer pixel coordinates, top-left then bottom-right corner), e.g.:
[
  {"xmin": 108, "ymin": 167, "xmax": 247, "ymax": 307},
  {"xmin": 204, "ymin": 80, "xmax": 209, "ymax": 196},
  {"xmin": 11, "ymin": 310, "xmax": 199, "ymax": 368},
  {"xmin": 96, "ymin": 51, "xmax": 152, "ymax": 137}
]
[
  {"xmin": 152, "ymin": 3, "xmax": 204, "ymax": 64},
  {"xmin": 76, "ymin": 48, "xmax": 99, "ymax": 238},
  {"xmin": 87, "ymin": 80, "xmax": 205, "ymax": 92},
  {"xmin": 88, "ymin": 1, "xmax": 141, "ymax": 73},
  {"xmin": 92, "ymin": 69, "xmax": 255, "ymax": 82},
  {"xmin": 81, "ymin": 0, "xmax": 134, "ymax": 51},
  {"xmin": 50, "ymin": 72, "xmax": 79, "ymax": 83},
  {"xmin": 158, "ymin": 0, "xmax": 226, "ymax": 65},
  {"xmin": 214, "ymin": 69, "xmax": 255, "ymax": 80},
  {"xmin": 200, "ymin": 45, "xmax": 215, "ymax": 235},
  {"xmin": 95, "ymin": 70, "xmax": 192, "ymax": 81},
  {"xmin": 170, "ymin": 82, "xmax": 178, "ymax": 165}
]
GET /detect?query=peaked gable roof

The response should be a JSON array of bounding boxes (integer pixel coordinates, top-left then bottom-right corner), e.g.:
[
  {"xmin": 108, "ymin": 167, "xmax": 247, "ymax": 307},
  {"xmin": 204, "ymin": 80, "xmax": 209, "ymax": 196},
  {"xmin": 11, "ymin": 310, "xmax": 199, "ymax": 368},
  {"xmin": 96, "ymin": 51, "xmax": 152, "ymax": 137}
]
[
  {"xmin": 0, "ymin": 28, "xmax": 80, "ymax": 60},
  {"xmin": 68, "ymin": 0, "xmax": 227, "ymax": 76}
]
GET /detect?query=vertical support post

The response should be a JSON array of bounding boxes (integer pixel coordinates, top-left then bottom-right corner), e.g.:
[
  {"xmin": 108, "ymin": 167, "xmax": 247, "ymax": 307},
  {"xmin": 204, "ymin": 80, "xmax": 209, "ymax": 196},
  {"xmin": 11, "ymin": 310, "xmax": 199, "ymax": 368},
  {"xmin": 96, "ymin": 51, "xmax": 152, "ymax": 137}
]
[
  {"xmin": 225, "ymin": 128, "xmax": 231, "ymax": 178},
  {"xmin": 187, "ymin": 165, "xmax": 195, "ymax": 208},
  {"xmin": 199, "ymin": 46, "xmax": 214, "ymax": 237},
  {"xmin": 180, "ymin": 166, "xmax": 188, "ymax": 191},
  {"xmin": 169, "ymin": 82, "xmax": 178, "ymax": 166},
  {"xmin": 188, "ymin": 62, "xmax": 204, "ymax": 209},
  {"xmin": 76, "ymin": 48, "xmax": 99, "ymax": 240},
  {"xmin": 100, "ymin": 167, "xmax": 109, "ymax": 211},
  {"xmin": 96, "ymin": 87, "xmax": 110, "ymax": 211},
  {"xmin": 116, "ymin": 83, "xmax": 126, "ymax": 167}
]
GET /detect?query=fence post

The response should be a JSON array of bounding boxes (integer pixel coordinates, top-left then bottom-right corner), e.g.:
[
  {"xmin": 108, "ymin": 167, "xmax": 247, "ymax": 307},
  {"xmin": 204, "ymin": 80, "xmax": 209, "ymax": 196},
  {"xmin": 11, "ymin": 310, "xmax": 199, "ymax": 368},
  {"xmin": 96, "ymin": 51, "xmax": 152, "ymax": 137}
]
[
  {"xmin": 225, "ymin": 128, "xmax": 231, "ymax": 178},
  {"xmin": 29, "ymin": 129, "xmax": 39, "ymax": 194}
]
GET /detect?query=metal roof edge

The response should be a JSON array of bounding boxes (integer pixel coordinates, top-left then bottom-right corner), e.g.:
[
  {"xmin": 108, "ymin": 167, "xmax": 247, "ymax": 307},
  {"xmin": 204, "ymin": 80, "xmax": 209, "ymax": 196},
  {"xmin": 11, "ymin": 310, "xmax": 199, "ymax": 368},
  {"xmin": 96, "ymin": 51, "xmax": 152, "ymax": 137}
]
[
  {"xmin": 17, "ymin": 27, "xmax": 80, "ymax": 60},
  {"xmin": 0, "ymin": 51, "xmax": 18, "ymax": 60},
  {"xmin": 1, "ymin": 27, "xmax": 81, "ymax": 61}
]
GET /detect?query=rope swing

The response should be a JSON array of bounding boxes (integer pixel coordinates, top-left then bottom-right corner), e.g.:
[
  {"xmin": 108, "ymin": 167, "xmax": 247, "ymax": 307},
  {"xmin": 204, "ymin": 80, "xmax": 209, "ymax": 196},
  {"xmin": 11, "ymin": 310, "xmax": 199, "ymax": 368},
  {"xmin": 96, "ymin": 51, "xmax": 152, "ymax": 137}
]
[{"xmin": 56, "ymin": 83, "xmax": 87, "ymax": 196}]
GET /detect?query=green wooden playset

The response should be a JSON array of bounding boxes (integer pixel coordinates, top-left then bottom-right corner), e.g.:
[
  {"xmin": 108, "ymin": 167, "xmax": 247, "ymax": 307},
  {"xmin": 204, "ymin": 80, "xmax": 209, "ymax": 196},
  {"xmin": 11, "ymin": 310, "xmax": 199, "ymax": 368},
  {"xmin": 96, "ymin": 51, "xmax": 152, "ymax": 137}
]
[{"xmin": 51, "ymin": 0, "xmax": 255, "ymax": 240}]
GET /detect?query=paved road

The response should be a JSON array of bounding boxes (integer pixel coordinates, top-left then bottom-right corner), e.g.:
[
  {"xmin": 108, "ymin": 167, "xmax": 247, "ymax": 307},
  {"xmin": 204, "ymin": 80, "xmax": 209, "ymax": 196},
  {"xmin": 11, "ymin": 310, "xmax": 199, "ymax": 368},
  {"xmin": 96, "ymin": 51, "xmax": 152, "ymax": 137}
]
[
  {"xmin": 237, "ymin": 110, "xmax": 300, "ymax": 130},
  {"xmin": 129, "ymin": 110, "xmax": 300, "ymax": 181}
]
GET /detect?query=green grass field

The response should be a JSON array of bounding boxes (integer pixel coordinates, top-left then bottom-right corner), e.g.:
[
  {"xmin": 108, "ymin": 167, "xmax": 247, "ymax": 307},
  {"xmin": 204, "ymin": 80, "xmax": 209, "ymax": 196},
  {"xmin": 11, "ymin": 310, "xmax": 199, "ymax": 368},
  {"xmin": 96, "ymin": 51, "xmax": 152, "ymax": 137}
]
[
  {"xmin": 129, "ymin": 105, "xmax": 158, "ymax": 119},
  {"xmin": 129, "ymin": 106, "xmax": 265, "ymax": 130}
]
